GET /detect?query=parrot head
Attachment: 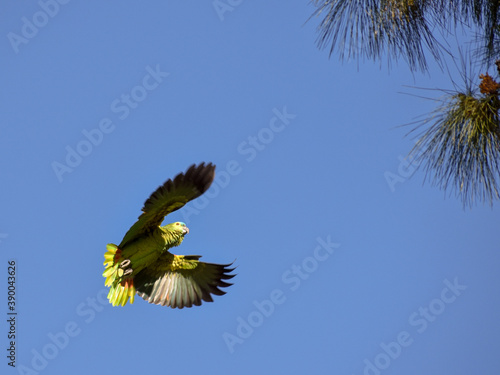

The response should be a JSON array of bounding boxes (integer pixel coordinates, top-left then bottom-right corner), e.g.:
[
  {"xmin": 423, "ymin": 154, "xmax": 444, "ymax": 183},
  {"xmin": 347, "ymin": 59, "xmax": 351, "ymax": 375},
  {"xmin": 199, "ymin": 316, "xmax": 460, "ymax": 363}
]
[{"xmin": 164, "ymin": 222, "xmax": 190, "ymax": 235}]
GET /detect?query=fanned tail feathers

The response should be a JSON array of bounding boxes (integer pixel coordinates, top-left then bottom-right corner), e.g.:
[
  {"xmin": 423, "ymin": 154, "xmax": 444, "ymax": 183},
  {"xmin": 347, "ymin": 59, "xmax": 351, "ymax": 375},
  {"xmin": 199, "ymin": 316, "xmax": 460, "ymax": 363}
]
[{"xmin": 102, "ymin": 244, "xmax": 136, "ymax": 306}]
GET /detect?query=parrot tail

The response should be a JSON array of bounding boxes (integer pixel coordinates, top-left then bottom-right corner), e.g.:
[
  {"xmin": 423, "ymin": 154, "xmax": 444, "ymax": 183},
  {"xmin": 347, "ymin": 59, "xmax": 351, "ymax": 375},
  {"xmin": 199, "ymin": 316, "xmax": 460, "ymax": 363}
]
[{"xmin": 102, "ymin": 243, "xmax": 136, "ymax": 306}]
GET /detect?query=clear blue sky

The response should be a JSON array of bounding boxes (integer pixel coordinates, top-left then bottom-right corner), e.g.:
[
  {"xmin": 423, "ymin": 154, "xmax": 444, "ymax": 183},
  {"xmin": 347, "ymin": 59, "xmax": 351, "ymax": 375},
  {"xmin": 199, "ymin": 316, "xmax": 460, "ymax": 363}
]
[{"xmin": 1, "ymin": 2, "xmax": 499, "ymax": 375}]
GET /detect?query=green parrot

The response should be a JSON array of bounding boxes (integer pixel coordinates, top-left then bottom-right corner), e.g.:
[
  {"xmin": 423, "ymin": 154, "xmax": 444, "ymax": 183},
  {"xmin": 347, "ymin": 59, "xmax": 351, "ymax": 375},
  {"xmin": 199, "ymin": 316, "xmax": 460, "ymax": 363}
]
[{"xmin": 103, "ymin": 162, "xmax": 235, "ymax": 308}]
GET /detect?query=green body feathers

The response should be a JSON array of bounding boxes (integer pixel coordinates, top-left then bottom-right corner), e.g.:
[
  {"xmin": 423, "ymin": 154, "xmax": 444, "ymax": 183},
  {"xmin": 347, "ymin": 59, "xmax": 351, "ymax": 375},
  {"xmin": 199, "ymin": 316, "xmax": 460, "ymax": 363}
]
[{"xmin": 102, "ymin": 163, "xmax": 235, "ymax": 308}]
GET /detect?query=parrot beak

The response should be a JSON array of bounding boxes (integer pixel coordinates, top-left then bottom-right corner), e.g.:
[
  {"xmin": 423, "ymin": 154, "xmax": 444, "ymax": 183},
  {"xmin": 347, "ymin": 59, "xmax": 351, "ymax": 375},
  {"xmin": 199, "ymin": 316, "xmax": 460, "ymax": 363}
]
[{"xmin": 182, "ymin": 226, "xmax": 189, "ymax": 235}]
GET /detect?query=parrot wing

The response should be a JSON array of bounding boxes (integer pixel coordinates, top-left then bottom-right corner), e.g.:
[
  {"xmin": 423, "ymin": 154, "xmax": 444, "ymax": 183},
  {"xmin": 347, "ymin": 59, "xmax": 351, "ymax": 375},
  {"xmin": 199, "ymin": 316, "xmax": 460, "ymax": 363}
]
[
  {"xmin": 119, "ymin": 163, "xmax": 215, "ymax": 248},
  {"xmin": 134, "ymin": 254, "xmax": 235, "ymax": 309}
]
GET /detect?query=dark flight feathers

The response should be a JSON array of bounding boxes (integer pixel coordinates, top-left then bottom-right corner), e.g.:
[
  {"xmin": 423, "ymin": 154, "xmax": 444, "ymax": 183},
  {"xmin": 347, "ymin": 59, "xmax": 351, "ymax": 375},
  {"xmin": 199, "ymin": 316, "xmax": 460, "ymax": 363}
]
[
  {"xmin": 135, "ymin": 259, "xmax": 235, "ymax": 308},
  {"xmin": 119, "ymin": 163, "xmax": 215, "ymax": 248}
]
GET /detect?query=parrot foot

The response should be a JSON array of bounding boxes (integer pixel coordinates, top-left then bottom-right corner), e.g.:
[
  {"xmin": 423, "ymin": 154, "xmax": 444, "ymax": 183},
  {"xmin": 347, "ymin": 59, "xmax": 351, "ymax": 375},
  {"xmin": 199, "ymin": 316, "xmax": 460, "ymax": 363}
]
[
  {"xmin": 119, "ymin": 259, "xmax": 131, "ymax": 269},
  {"xmin": 119, "ymin": 259, "xmax": 133, "ymax": 278},
  {"xmin": 123, "ymin": 268, "xmax": 133, "ymax": 277}
]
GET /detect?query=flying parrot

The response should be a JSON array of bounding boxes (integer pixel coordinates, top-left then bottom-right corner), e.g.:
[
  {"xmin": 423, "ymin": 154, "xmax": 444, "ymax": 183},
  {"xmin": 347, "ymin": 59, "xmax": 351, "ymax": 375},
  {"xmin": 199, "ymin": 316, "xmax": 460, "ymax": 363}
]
[{"xmin": 102, "ymin": 162, "xmax": 235, "ymax": 308}]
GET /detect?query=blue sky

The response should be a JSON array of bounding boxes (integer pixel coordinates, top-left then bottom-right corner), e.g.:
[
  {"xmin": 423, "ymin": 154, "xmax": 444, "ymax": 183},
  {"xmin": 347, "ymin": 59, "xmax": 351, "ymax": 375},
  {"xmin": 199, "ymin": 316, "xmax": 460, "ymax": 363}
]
[{"xmin": 1, "ymin": 2, "xmax": 499, "ymax": 375}]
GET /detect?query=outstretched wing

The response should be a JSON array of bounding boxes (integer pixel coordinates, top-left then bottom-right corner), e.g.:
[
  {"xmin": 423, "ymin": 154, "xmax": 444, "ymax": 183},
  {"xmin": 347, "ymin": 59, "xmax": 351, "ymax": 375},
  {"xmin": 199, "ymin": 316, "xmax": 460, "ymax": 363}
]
[
  {"xmin": 134, "ymin": 255, "xmax": 235, "ymax": 309},
  {"xmin": 119, "ymin": 163, "xmax": 215, "ymax": 248}
]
